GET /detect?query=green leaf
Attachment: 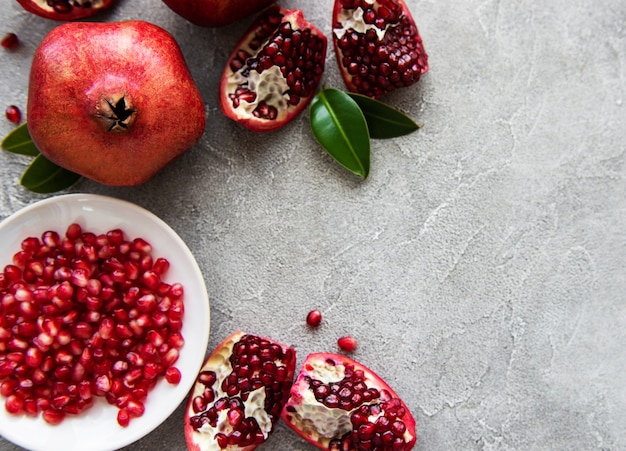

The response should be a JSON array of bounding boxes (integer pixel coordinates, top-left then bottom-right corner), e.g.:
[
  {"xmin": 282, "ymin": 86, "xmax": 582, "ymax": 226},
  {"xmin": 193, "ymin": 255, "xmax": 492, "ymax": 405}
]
[
  {"xmin": 310, "ymin": 88, "xmax": 370, "ymax": 178},
  {"xmin": 1, "ymin": 123, "xmax": 40, "ymax": 156},
  {"xmin": 347, "ymin": 93, "xmax": 420, "ymax": 139},
  {"xmin": 20, "ymin": 154, "xmax": 81, "ymax": 194}
]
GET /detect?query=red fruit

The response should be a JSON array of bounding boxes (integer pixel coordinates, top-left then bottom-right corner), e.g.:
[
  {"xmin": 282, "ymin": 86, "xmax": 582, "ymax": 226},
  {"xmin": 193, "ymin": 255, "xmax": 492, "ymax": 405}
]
[
  {"xmin": 184, "ymin": 331, "xmax": 296, "ymax": 450},
  {"xmin": 219, "ymin": 6, "xmax": 328, "ymax": 132},
  {"xmin": 332, "ymin": 0, "xmax": 428, "ymax": 98},
  {"xmin": 281, "ymin": 353, "xmax": 417, "ymax": 451},
  {"xmin": 337, "ymin": 335, "xmax": 358, "ymax": 352},
  {"xmin": 306, "ymin": 310, "xmax": 323, "ymax": 328},
  {"xmin": 16, "ymin": 0, "xmax": 117, "ymax": 21},
  {"xmin": 26, "ymin": 20, "xmax": 206, "ymax": 186},
  {"xmin": 161, "ymin": 0, "xmax": 276, "ymax": 27}
]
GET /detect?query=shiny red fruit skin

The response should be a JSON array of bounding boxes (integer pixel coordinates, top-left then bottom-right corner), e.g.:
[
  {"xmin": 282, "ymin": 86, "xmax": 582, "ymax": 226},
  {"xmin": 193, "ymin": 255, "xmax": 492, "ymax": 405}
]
[
  {"xmin": 16, "ymin": 0, "xmax": 117, "ymax": 21},
  {"xmin": 281, "ymin": 352, "xmax": 417, "ymax": 450},
  {"xmin": 219, "ymin": 6, "xmax": 328, "ymax": 132},
  {"xmin": 184, "ymin": 331, "xmax": 297, "ymax": 451},
  {"xmin": 161, "ymin": 0, "xmax": 276, "ymax": 27}
]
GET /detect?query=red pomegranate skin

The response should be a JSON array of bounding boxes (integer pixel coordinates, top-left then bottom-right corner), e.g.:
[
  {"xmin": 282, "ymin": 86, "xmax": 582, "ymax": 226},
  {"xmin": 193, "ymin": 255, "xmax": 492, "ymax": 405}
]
[
  {"xmin": 162, "ymin": 0, "xmax": 276, "ymax": 27},
  {"xmin": 27, "ymin": 21, "xmax": 206, "ymax": 186}
]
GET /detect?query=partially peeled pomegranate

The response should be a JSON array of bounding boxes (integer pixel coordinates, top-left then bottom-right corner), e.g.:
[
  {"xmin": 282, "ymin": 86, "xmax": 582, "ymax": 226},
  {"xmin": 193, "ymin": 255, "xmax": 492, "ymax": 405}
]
[
  {"xmin": 26, "ymin": 21, "xmax": 206, "ymax": 186},
  {"xmin": 332, "ymin": 0, "xmax": 428, "ymax": 98},
  {"xmin": 281, "ymin": 353, "xmax": 417, "ymax": 450},
  {"xmin": 16, "ymin": 0, "xmax": 117, "ymax": 21},
  {"xmin": 219, "ymin": 6, "xmax": 328, "ymax": 132},
  {"xmin": 161, "ymin": 0, "xmax": 276, "ymax": 27},
  {"xmin": 184, "ymin": 331, "xmax": 297, "ymax": 450}
]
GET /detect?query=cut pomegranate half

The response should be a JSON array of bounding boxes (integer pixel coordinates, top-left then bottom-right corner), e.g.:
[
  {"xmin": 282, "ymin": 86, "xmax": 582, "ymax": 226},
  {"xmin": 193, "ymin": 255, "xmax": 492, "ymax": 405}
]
[
  {"xmin": 281, "ymin": 352, "xmax": 417, "ymax": 450},
  {"xmin": 219, "ymin": 6, "xmax": 328, "ymax": 132},
  {"xmin": 332, "ymin": 0, "xmax": 428, "ymax": 98},
  {"xmin": 16, "ymin": 0, "xmax": 117, "ymax": 21},
  {"xmin": 184, "ymin": 331, "xmax": 297, "ymax": 450}
]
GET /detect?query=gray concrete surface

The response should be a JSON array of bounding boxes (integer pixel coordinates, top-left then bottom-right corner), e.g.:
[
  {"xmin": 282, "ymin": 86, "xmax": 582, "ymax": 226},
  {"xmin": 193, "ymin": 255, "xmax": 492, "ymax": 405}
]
[{"xmin": 1, "ymin": 0, "xmax": 624, "ymax": 450}]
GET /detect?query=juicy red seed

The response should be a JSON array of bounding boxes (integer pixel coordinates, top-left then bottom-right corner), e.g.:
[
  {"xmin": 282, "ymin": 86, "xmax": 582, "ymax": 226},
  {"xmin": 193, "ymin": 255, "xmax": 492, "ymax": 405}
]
[
  {"xmin": 165, "ymin": 367, "xmax": 182, "ymax": 385},
  {"xmin": 5, "ymin": 105, "xmax": 21, "ymax": 124},
  {"xmin": 306, "ymin": 309, "xmax": 322, "ymax": 327},
  {"xmin": 117, "ymin": 408, "xmax": 130, "ymax": 427},
  {"xmin": 337, "ymin": 336, "xmax": 358, "ymax": 352},
  {"xmin": 1, "ymin": 32, "xmax": 19, "ymax": 49}
]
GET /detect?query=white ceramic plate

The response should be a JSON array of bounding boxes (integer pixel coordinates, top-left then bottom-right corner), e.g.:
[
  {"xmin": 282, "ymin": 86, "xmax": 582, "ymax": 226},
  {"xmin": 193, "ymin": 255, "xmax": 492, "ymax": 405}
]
[{"xmin": 0, "ymin": 193, "xmax": 210, "ymax": 451}]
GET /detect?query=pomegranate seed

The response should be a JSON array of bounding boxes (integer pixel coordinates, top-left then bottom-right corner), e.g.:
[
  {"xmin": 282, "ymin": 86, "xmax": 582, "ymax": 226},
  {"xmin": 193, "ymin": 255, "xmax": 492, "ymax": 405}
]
[
  {"xmin": 117, "ymin": 407, "xmax": 130, "ymax": 427},
  {"xmin": 5, "ymin": 105, "xmax": 21, "ymax": 124},
  {"xmin": 1, "ymin": 32, "xmax": 19, "ymax": 49},
  {"xmin": 337, "ymin": 336, "xmax": 358, "ymax": 352},
  {"xmin": 165, "ymin": 367, "xmax": 181, "ymax": 385},
  {"xmin": 306, "ymin": 309, "xmax": 322, "ymax": 327}
]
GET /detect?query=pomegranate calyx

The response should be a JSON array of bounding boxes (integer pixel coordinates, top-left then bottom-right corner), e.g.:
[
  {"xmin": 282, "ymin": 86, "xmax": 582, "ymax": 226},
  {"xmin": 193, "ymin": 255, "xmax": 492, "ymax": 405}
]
[{"xmin": 96, "ymin": 95, "xmax": 136, "ymax": 132}]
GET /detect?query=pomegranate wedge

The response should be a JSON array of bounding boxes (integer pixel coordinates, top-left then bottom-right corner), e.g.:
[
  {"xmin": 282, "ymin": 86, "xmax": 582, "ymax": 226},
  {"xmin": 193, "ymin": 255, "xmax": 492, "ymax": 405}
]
[
  {"xmin": 184, "ymin": 331, "xmax": 296, "ymax": 450},
  {"xmin": 282, "ymin": 353, "xmax": 417, "ymax": 450},
  {"xmin": 332, "ymin": 0, "xmax": 428, "ymax": 98},
  {"xmin": 219, "ymin": 6, "xmax": 327, "ymax": 132}
]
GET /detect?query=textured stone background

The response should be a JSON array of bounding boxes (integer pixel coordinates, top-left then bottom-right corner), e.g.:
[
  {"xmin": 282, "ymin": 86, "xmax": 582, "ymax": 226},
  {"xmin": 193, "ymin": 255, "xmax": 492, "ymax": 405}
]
[{"xmin": 1, "ymin": 0, "xmax": 625, "ymax": 450}]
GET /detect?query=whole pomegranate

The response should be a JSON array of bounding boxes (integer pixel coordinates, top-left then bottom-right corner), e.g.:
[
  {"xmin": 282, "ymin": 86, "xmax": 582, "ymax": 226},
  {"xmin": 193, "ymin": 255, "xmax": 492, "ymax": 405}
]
[
  {"xmin": 26, "ymin": 20, "xmax": 206, "ymax": 186},
  {"xmin": 219, "ymin": 6, "xmax": 328, "ymax": 132},
  {"xmin": 161, "ymin": 0, "xmax": 276, "ymax": 27},
  {"xmin": 332, "ymin": 0, "xmax": 428, "ymax": 98},
  {"xmin": 281, "ymin": 353, "xmax": 417, "ymax": 450},
  {"xmin": 184, "ymin": 331, "xmax": 296, "ymax": 450},
  {"xmin": 16, "ymin": 0, "xmax": 117, "ymax": 21}
]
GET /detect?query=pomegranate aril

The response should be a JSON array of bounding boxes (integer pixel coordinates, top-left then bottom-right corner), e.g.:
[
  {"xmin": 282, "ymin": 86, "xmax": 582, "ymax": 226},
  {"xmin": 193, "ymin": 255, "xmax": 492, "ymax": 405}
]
[
  {"xmin": 165, "ymin": 367, "xmax": 181, "ymax": 385},
  {"xmin": 5, "ymin": 105, "xmax": 22, "ymax": 124},
  {"xmin": 1, "ymin": 32, "xmax": 19, "ymax": 49},
  {"xmin": 338, "ymin": 335, "xmax": 358, "ymax": 352},
  {"xmin": 306, "ymin": 309, "xmax": 322, "ymax": 327}
]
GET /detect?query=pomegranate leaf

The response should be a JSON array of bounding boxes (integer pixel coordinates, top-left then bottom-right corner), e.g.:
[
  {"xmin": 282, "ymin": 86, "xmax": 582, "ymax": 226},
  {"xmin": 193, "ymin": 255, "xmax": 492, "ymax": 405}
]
[
  {"xmin": 310, "ymin": 88, "xmax": 370, "ymax": 178},
  {"xmin": 346, "ymin": 93, "xmax": 420, "ymax": 139},
  {"xmin": 1, "ymin": 122, "xmax": 40, "ymax": 156},
  {"xmin": 20, "ymin": 154, "xmax": 81, "ymax": 194}
]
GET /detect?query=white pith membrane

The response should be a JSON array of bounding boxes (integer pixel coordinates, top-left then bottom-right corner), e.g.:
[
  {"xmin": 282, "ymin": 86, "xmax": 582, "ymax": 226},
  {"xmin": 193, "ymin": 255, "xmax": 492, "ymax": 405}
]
[
  {"xmin": 189, "ymin": 332, "xmax": 273, "ymax": 451},
  {"xmin": 332, "ymin": 0, "xmax": 392, "ymax": 41},
  {"xmin": 287, "ymin": 359, "xmax": 413, "ymax": 446},
  {"xmin": 225, "ymin": 19, "xmax": 298, "ymax": 123}
]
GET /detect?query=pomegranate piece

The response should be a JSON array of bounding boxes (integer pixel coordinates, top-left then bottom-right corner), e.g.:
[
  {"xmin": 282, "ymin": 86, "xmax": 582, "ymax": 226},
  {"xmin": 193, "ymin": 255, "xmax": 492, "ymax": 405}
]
[
  {"xmin": 332, "ymin": 0, "xmax": 429, "ymax": 98},
  {"xmin": 16, "ymin": 0, "xmax": 117, "ymax": 21},
  {"xmin": 219, "ymin": 6, "xmax": 328, "ymax": 132},
  {"xmin": 184, "ymin": 331, "xmax": 296, "ymax": 450},
  {"xmin": 0, "ymin": 224, "xmax": 185, "ymax": 426},
  {"xmin": 281, "ymin": 353, "xmax": 417, "ymax": 451},
  {"xmin": 161, "ymin": 0, "xmax": 276, "ymax": 27},
  {"xmin": 26, "ymin": 20, "xmax": 206, "ymax": 186}
]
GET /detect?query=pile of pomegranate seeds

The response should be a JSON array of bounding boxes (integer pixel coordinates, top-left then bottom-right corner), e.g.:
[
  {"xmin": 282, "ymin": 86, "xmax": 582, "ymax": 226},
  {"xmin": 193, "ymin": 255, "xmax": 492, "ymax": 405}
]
[{"xmin": 0, "ymin": 223, "xmax": 185, "ymax": 427}]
